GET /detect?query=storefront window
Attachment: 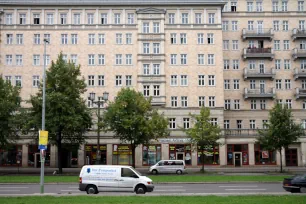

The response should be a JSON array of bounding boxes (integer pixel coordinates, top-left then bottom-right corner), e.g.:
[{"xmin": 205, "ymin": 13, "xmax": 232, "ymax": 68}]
[
  {"xmin": 227, "ymin": 144, "xmax": 249, "ymax": 165},
  {"xmin": 255, "ymin": 144, "xmax": 276, "ymax": 165},
  {"xmin": 142, "ymin": 145, "xmax": 161, "ymax": 166},
  {"xmin": 169, "ymin": 144, "xmax": 192, "ymax": 165},
  {"xmin": 112, "ymin": 144, "xmax": 132, "ymax": 165},
  {"xmin": 28, "ymin": 145, "xmax": 50, "ymax": 167},
  {"xmin": 85, "ymin": 145, "xmax": 107, "ymax": 165},
  {"xmin": 197, "ymin": 145, "xmax": 219, "ymax": 165},
  {"xmin": 0, "ymin": 145, "xmax": 22, "ymax": 166}
]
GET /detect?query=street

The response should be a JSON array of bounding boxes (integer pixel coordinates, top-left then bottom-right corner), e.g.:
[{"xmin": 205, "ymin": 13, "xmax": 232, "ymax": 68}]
[{"xmin": 0, "ymin": 183, "xmax": 293, "ymax": 196}]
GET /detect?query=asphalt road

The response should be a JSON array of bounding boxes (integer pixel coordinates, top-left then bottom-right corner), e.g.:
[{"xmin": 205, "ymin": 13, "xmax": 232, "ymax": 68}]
[{"xmin": 0, "ymin": 183, "xmax": 295, "ymax": 196}]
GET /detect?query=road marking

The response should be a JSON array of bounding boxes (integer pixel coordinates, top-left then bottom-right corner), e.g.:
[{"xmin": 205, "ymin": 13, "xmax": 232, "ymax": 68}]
[
  {"xmin": 0, "ymin": 187, "xmax": 29, "ymax": 189},
  {"xmin": 68, "ymin": 187, "xmax": 79, "ymax": 189},
  {"xmin": 60, "ymin": 190, "xmax": 80, "ymax": 192},
  {"xmin": 219, "ymin": 186, "xmax": 258, "ymax": 188},
  {"xmin": 156, "ymin": 186, "xmax": 184, "ymax": 188},
  {"xmin": 154, "ymin": 189, "xmax": 186, "ymax": 192},
  {"xmin": 0, "ymin": 190, "xmax": 20, "ymax": 192},
  {"xmin": 225, "ymin": 189, "xmax": 267, "ymax": 191}
]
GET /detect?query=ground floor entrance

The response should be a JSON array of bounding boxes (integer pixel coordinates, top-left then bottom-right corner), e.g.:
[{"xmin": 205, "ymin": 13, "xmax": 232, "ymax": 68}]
[{"xmin": 285, "ymin": 148, "xmax": 298, "ymax": 166}]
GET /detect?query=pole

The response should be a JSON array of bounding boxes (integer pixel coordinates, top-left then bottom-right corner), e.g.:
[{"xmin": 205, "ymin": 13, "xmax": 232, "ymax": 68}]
[
  {"xmin": 96, "ymin": 101, "xmax": 101, "ymax": 164},
  {"xmin": 40, "ymin": 39, "xmax": 47, "ymax": 194}
]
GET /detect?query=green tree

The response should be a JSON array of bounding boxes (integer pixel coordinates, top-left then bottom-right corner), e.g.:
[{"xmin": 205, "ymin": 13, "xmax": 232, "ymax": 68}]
[
  {"xmin": 103, "ymin": 88, "xmax": 169, "ymax": 168},
  {"xmin": 184, "ymin": 107, "xmax": 221, "ymax": 172},
  {"xmin": 257, "ymin": 103, "xmax": 304, "ymax": 172},
  {"xmin": 28, "ymin": 53, "xmax": 92, "ymax": 174},
  {"xmin": 0, "ymin": 76, "xmax": 21, "ymax": 149}
]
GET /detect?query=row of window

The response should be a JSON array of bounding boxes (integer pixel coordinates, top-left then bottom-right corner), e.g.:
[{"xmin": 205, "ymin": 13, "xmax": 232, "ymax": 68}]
[
  {"xmin": 224, "ymin": 99, "xmax": 267, "ymax": 110},
  {"xmin": 87, "ymin": 75, "xmax": 132, "ymax": 87},
  {"xmin": 168, "ymin": 117, "xmax": 218, "ymax": 129},
  {"xmin": 170, "ymin": 75, "xmax": 215, "ymax": 87},
  {"xmin": 170, "ymin": 33, "xmax": 214, "ymax": 45},
  {"xmin": 170, "ymin": 96, "xmax": 216, "ymax": 108}
]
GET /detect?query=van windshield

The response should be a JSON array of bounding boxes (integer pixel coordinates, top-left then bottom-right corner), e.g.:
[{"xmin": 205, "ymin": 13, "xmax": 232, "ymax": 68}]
[{"xmin": 130, "ymin": 167, "xmax": 142, "ymax": 176}]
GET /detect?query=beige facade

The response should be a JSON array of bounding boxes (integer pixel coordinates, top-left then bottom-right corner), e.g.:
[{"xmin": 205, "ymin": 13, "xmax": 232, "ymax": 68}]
[{"xmin": 0, "ymin": 0, "xmax": 305, "ymax": 168}]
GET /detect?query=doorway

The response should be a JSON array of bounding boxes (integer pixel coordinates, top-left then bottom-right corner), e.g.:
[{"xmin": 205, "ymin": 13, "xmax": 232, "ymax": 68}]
[
  {"xmin": 176, "ymin": 152, "xmax": 184, "ymax": 161},
  {"xmin": 258, "ymin": 40, "xmax": 264, "ymax": 48},
  {"xmin": 285, "ymin": 149, "xmax": 298, "ymax": 166},
  {"xmin": 234, "ymin": 152, "xmax": 242, "ymax": 167},
  {"xmin": 35, "ymin": 153, "xmax": 40, "ymax": 168}
]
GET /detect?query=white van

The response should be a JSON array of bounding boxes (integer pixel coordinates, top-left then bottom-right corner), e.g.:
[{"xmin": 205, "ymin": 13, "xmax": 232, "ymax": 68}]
[
  {"xmin": 149, "ymin": 160, "xmax": 186, "ymax": 175},
  {"xmin": 79, "ymin": 165, "xmax": 154, "ymax": 194}
]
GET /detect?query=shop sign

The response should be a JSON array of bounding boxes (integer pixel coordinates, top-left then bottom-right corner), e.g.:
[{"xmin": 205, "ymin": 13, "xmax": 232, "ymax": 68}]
[
  {"xmin": 158, "ymin": 138, "xmax": 191, "ymax": 143},
  {"xmin": 262, "ymin": 151, "xmax": 269, "ymax": 159},
  {"xmin": 113, "ymin": 145, "xmax": 132, "ymax": 155}
]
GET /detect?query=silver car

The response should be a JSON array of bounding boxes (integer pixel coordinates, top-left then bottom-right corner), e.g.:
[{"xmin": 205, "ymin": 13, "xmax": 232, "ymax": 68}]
[{"xmin": 149, "ymin": 160, "xmax": 186, "ymax": 175}]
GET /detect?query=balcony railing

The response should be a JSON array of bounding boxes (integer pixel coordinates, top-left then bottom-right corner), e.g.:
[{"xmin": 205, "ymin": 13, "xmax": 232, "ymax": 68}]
[
  {"xmin": 224, "ymin": 129, "xmax": 306, "ymax": 137},
  {"xmin": 137, "ymin": 75, "xmax": 166, "ymax": 84},
  {"xmin": 138, "ymin": 33, "xmax": 165, "ymax": 41},
  {"xmin": 292, "ymin": 28, "xmax": 306, "ymax": 41},
  {"xmin": 243, "ymin": 68, "xmax": 275, "ymax": 80},
  {"xmin": 244, "ymin": 88, "xmax": 276, "ymax": 99},
  {"xmin": 295, "ymin": 88, "xmax": 306, "ymax": 99},
  {"xmin": 145, "ymin": 96, "xmax": 166, "ymax": 106},
  {"xmin": 292, "ymin": 48, "xmax": 306, "ymax": 60},
  {"xmin": 242, "ymin": 28, "xmax": 274, "ymax": 41},
  {"xmin": 242, "ymin": 48, "xmax": 274, "ymax": 60},
  {"xmin": 137, "ymin": 54, "xmax": 165, "ymax": 62},
  {"xmin": 293, "ymin": 68, "xmax": 306, "ymax": 80}
]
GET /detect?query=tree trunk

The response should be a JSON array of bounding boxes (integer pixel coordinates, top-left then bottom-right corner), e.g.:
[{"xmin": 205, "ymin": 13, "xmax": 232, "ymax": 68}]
[
  {"xmin": 57, "ymin": 130, "xmax": 62, "ymax": 174},
  {"xmin": 131, "ymin": 143, "xmax": 136, "ymax": 168},
  {"xmin": 279, "ymin": 148, "xmax": 283, "ymax": 173},
  {"xmin": 201, "ymin": 148, "xmax": 205, "ymax": 173}
]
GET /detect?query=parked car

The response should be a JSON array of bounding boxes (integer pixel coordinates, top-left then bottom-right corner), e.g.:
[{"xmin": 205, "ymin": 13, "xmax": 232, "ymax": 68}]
[
  {"xmin": 283, "ymin": 174, "xmax": 306, "ymax": 193},
  {"xmin": 149, "ymin": 160, "xmax": 186, "ymax": 175}
]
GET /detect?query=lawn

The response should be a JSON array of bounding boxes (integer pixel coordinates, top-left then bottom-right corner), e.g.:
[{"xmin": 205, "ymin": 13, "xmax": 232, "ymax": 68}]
[
  {"xmin": 0, "ymin": 196, "xmax": 305, "ymax": 204},
  {"xmin": 0, "ymin": 175, "xmax": 289, "ymax": 183}
]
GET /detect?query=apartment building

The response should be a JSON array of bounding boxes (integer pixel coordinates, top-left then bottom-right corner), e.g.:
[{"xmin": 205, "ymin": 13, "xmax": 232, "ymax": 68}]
[{"xmin": 0, "ymin": 0, "xmax": 305, "ymax": 168}]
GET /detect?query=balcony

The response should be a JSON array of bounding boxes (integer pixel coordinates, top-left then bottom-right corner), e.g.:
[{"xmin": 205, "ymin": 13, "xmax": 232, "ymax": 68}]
[
  {"xmin": 293, "ymin": 68, "xmax": 306, "ymax": 80},
  {"xmin": 242, "ymin": 28, "xmax": 274, "ymax": 41},
  {"xmin": 292, "ymin": 29, "xmax": 306, "ymax": 41},
  {"xmin": 137, "ymin": 75, "xmax": 166, "ymax": 84},
  {"xmin": 242, "ymin": 48, "xmax": 274, "ymax": 60},
  {"xmin": 138, "ymin": 33, "xmax": 165, "ymax": 41},
  {"xmin": 137, "ymin": 54, "xmax": 165, "ymax": 62},
  {"xmin": 243, "ymin": 68, "xmax": 275, "ymax": 80},
  {"xmin": 145, "ymin": 96, "xmax": 166, "ymax": 106},
  {"xmin": 292, "ymin": 48, "xmax": 306, "ymax": 60},
  {"xmin": 243, "ymin": 88, "xmax": 276, "ymax": 99},
  {"xmin": 224, "ymin": 129, "xmax": 306, "ymax": 137},
  {"xmin": 295, "ymin": 88, "xmax": 306, "ymax": 99}
]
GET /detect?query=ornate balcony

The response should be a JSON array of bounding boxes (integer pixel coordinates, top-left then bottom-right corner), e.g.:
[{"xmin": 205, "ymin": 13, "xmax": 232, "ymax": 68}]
[
  {"xmin": 145, "ymin": 96, "xmax": 166, "ymax": 106},
  {"xmin": 137, "ymin": 54, "xmax": 165, "ymax": 62},
  {"xmin": 242, "ymin": 28, "xmax": 274, "ymax": 41},
  {"xmin": 242, "ymin": 48, "xmax": 274, "ymax": 60},
  {"xmin": 292, "ymin": 29, "xmax": 306, "ymax": 41},
  {"xmin": 137, "ymin": 75, "xmax": 166, "ymax": 84},
  {"xmin": 138, "ymin": 33, "xmax": 165, "ymax": 41},
  {"xmin": 292, "ymin": 48, "xmax": 306, "ymax": 60},
  {"xmin": 243, "ymin": 68, "xmax": 275, "ymax": 80},
  {"xmin": 244, "ymin": 88, "xmax": 276, "ymax": 99},
  {"xmin": 293, "ymin": 68, "xmax": 306, "ymax": 80},
  {"xmin": 295, "ymin": 88, "xmax": 306, "ymax": 99}
]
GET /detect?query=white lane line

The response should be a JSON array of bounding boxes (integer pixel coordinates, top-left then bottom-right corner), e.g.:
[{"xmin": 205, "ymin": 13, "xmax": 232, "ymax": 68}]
[
  {"xmin": 156, "ymin": 186, "xmax": 184, "ymax": 188},
  {"xmin": 60, "ymin": 190, "xmax": 80, "ymax": 192},
  {"xmin": 0, "ymin": 190, "xmax": 20, "ymax": 192},
  {"xmin": 0, "ymin": 187, "xmax": 29, "ymax": 189},
  {"xmin": 219, "ymin": 186, "xmax": 258, "ymax": 188},
  {"xmin": 154, "ymin": 189, "xmax": 186, "ymax": 192},
  {"xmin": 225, "ymin": 189, "xmax": 267, "ymax": 191}
]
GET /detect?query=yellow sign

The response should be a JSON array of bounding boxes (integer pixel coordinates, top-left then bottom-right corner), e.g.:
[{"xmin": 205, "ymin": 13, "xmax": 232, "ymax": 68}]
[{"xmin": 39, "ymin": 131, "xmax": 48, "ymax": 146}]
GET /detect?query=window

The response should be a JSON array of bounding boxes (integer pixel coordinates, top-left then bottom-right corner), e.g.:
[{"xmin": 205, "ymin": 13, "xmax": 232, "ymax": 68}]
[
  {"xmin": 275, "ymin": 59, "xmax": 281, "ymax": 70},
  {"xmin": 283, "ymin": 21, "xmax": 289, "ymax": 31},
  {"xmin": 208, "ymin": 75, "xmax": 215, "ymax": 86},
  {"xmin": 250, "ymin": 120, "xmax": 256, "ymax": 129},
  {"xmin": 274, "ymin": 40, "xmax": 280, "ymax": 50},
  {"xmin": 247, "ymin": 2, "xmax": 253, "ymax": 12},
  {"xmin": 207, "ymin": 33, "xmax": 214, "ymax": 44},
  {"xmin": 248, "ymin": 21, "xmax": 254, "ymax": 30},
  {"xmin": 224, "ymin": 79, "xmax": 230, "ymax": 90},
  {"xmin": 208, "ymin": 13, "xmax": 215, "ymax": 24},
  {"xmin": 114, "ymin": 13, "xmax": 120, "ymax": 24},
  {"xmin": 198, "ymin": 54, "xmax": 205, "ymax": 65},
  {"xmin": 285, "ymin": 79, "xmax": 291, "ymax": 89},
  {"xmin": 6, "ymin": 14, "xmax": 12, "ymax": 25},
  {"xmin": 126, "ymin": 76, "xmax": 132, "ymax": 86},
  {"xmin": 88, "ymin": 75, "xmax": 95, "ymax": 86},
  {"xmin": 170, "ymin": 54, "xmax": 177, "ymax": 65},
  {"xmin": 251, "ymin": 100, "xmax": 257, "ymax": 110},
  {"xmin": 33, "ymin": 14, "xmax": 40, "ymax": 24},
  {"xmin": 101, "ymin": 14, "xmax": 108, "ymax": 24},
  {"xmin": 183, "ymin": 118, "xmax": 190, "ymax": 129},
  {"xmin": 222, "ymin": 21, "xmax": 229, "ymax": 31},
  {"xmin": 223, "ymin": 40, "xmax": 229, "ymax": 50},
  {"xmin": 44, "ymin": 34, "xmax": 51, "ymax": 44},
  {"xmin": 284, "ymin": 59, "xmax": 291, "ymax": 69},
  {"xmin": 303, "ymin": 101, "xmax": 306, "ymax": 109},
  {"xmin": 47, "ymin": 13, "xmax": 54, "ymax": 24},
  {"xmin": 198, "ymin": 75, "xmax": 205, "ymax": 86},
  {"xmin": 198, "ymin": 96, "xmax": 205, "ymax": 107},
  {"xmin": 15, "ymin": 76, "xmax": 22, "ymax": 87},
  {"xmin": 285, "ymin": 99, "xmax": 292, "ymax": 109},
  {"xmin": 152, "ymin": 64, "xmax": 160, "ymax": 75},
  {"xmin": 34, "ymin": 34, "xmax": 40, "ymax": 44},
  {"xmin": 169, "ymin": 13, "xmax": 175, "ymax": 24},
  {"xmin": 195, "ymin": 13, "xmax": 202, "ymax": 24},
  {"xmin": 153, "ymin": 23, "xmax": 160, "ymax": 33},
  {"xmin": 276, "ymin": 79, "xmax": 282, "ymax": 89},
  {"xmin": 73, "ymin": 13, "xmax": 81, "ymax": 24},
  {"xmin": 116, "ymin": 54, "xmax": 122, "ymax": 65},
  {"xmin": 45, "ymin": 55, "xmax": 50, "ymax": 66},
  {"xmin": 116, "ymin": 33, "xmax": 122, "ymax": 44},
  {"xmin": 16, "ymin": 55, "xmax": 23, "ymax": 66},
  {"xmin": 89, "ymin": 34, "xmax": 95, "ymax": 45},
  {"xmin": 301, "ymin": 60, "xmax": 306, "ymax": 69},
  {"xmin": 273, "ymin": 1, "xmax": 279, "ymax": 12},
  {"xmin": 61, "ymin": 34, "xmax": 68, "ymax": 44},
  {"xmin": 237, "ymin": 120, "xmax": 242, "ymax": 129},
  {"xmin": 169, "ymin": 118, "xmax": 176, "ymax": 129},
  {"xmin": 208, "ymin": 54, "xmax": 215, "ymax": 65},
  {"xmin": 234, "ymin": 100, "xmax": 240, "ymax": 110},
  {"xmin": 60, "ymin": 13, "xmax": 67, "ymax": 24},
  {"xmin": 209, "ymin": 96, "xmax": 215, "ymax": 107},
  {"xmin": 99, "ymin": 34, "xmax": 105, "ymax": 44},
  {"xmin": 171, "ymin": 75, "xmax": 178, "ymax": 86},
  {"xmin": 116, "ymin": 76, "xmax": 122, "ymax": 86},
  {"xmin": 224, "ymin": 60, "xmax": 230, "ymax": 70},
  {"xmin": 126, "ymin": 33, "xmax": 132, "ymax": 44},
  {"xmin": 210, "ymin": 118, "xmax": 218, "ymax": 126},
  {"xmin": 256, "ymin": 2, "xmax": 263, "ymax": 12},
  {"xmin": 88, "ymin": 54, "xmax": 95, "ymax": 65},
  {"xmin": 97, "ymin": 75, "xmax": 104, "ymax": 86},
  {"xmin": 33, "ymin": 55, "xmax": 40, "ymax": 66},
  {"xmin": 6, "ymin": 55, "xmax": 12, "ymax": 65},
  {"xmin": 233, "ymin": 60, "xmax": 239, "ymax": 70},
  {"xmin": 283, "ymin": 40, "xmax": 290, "ymax": 50},
  {"xmin": 182, "ymin": 13, "xmax": 188, "ymax": 24},
  {"xmin": 143, "ymin": 64, "xmax": 150, "ymax": 75},
  {"xmin": 153, "ymin": 43, "xmax": 160, "ymax": 54},
  {"xmin": 71, "ymin": 34, "xmax": 78, "ymax": 44},
  {"xmin": 231, "ymin": 2, "xmax": 237, "ymax": 12},
  {"xmin": 260, "ymin": 100, "xmax": 266, "ymax": 110},
  {"xmin": 302, "ymin": 80, "xmax": 306, "ymax": 89},
  {"xmin": 19, "ymin": 14, "xmax": 26, "ymax": 24},
  {"xmin": 273, "ymin": 21, "xmax": 280, "ymax": 31},
  {"xmin": 126, "ymin": 54, "xmax": 132, "ymax": 65},
  {"xmin": 16, "ymin": 34, "xmax": 23, "ymax": 44},
  {"xmin": 143, "ymin": 22, "xmax": 149, "ymax": 33},
  {"xmin": 32, "ymin": 76, "xmax": 39, "ymax": 87},
  {"xmin": 98, "ymin": 54, "xmax": 105, "ymax": 65},
  {"xmin": 197, "ymin": 33, "xmax": 204, "ymax": 44},
  {"xmin": 127, "ymin": 13, "xmax": 134, "ymax": 24},
  {"xmin": 300, "ymin": 20, "xmax": 305, "ymax": 30},
  {"xmin": 171, "ymin": 33, "xmax": 177, "ymax": 44},
  {"xmin": 171, "ymin": 96, "xmax": 178, "ymax": 107},
  {"xmin": 250, "ymin": 80, "xmax": 256, "ymax": 89},
  {"xmin": 249, "ymin": 60, "xmax": 256, "ymax": 69},
  {"xmin": 282, "ymin": 1, "xmax": 288, "ymax": 11},
  {"xmin": 232, "ymin": 21, "xmax": 238, "ymax": 31},
  {"xmin": 181, "ymin": 96, "xmax": 188, "ymax": 107},
  {"xmin": 5, "ymin": 76, "xmax": 12, "ymax": 84},
  {"xmin": 181, "ymin": 54, "xmax": 187, "ymax": 65},
  {"xmin": 87, "ymin": 13, "xmax": 94, "ymax": 24},
  {"xmin": 232, "ymin": 40, "xmax": 238, "ymax": 50},
  {"xmin": 71, "ymin": 54, "xmax": 78, "ymax": 64},
  {"xmin": 143, "ymin": 43, "xmax": 150, "ymax": 54},
  {"xmin": 224, "ymin": 120, "xmax": 230, "ymax": 129},
  {"xmin": 180, "ymin": 33, "xmax": 187, "ymax": 44},
  {"xmin": 233, "ymin": 79, "xmax": 240, "ymax": 90},
  {"xmin": 302, "ymin": 120, "xmax": 306, "ymax": 129},
  {"xmin": 6, "ymin": 34, "xmax": 13, "ymax": 44},
  {"xmin": 180, "ymin": 75, "xmax": 188, "ymax": 86},
  {"xmin": 299, "ymin": 1, "xmax": 304, "ymax": 11},
  {"xmin": 143, "ymin": 85, "xmax": 150, "ymax": 96},
  {"xmin": 225, "ymin": 99, "xmax": 231, "ymax": 110}
]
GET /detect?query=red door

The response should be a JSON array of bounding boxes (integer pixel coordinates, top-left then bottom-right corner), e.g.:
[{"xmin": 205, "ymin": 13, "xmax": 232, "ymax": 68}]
[{"xmin": 285, "ymin": 149, "xmax": 298, "ymax": 166}]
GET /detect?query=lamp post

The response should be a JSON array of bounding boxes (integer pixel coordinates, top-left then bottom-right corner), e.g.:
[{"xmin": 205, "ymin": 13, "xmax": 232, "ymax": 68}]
[{"xmin": 89, "ymin": 91, "xmax": 109, "ymax": 164}]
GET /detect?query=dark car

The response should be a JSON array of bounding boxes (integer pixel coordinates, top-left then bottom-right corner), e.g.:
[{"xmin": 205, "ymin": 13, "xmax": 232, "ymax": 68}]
[{"xmin": 283, "ymin": 174, "xmax": 306, "ymax": 193}]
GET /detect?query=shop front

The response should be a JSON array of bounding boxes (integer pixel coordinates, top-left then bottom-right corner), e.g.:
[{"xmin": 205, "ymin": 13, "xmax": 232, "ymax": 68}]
[
  {"xmin": 85, "ymin": 144, "xmax": 107, "ymax": 165},
  {"xmin": 28, "ymin": 145, "xmax": 50, "ymax": 167},
  {"xmin": 112, "ymin": 144, "xmax": 132, "ymax": 165},
  {"xmin": 227, "ymin": 144, "xmax": 249, "ymax": 166},
  {"xmin": 0, "ymin": 145, "xmax": 22, "ymax": 166},
  {"xmin": 169, "ymin": 144, "xmax": 192, "ymax": 165},
  {"xmin": 255, "ymin": 144, "xmax": 276, "ymax": 165},
  {"xmin": 142, "ymin": 145, "xmax": 161, "ymax": 166},
  {"xmin": 197, "ymin": 145, "xmax": 219, "ymax": 165}
]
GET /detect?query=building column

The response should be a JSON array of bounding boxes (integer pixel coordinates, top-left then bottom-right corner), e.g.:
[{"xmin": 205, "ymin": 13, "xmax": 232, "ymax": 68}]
[
  {"xmin": 78, "ymin": 144, "xmax": 85, "ymax": 167},
  {"xmin": 203, "ymin": 9, "xmax": 207, "ymax": 24},
  {"xmin": 135, "ymin": 145, "xmax": 142, "ymax": 167},
  {"xmin": 161, "ymin": 144, "xmax": 169, "ymax": 160},
  {"xmin": 107, "ymin": 144, "xmax": 113, "ymax": 165},
  {"xmin": 96, "ymin": 8, "xmax": 99, "ymax": 24},
  {"xmin": 301, "ymin": 143, "xmax": 306, "ymax": 167},
  {"xmin": 276, "ymin": 147, "xmax": 286, "ymax": 167},
  {"xmin": 22, "ymin": 144, "xmax": 28, "ymax": 167},
  {"xmin": 191, "ymin": 144, "xmax": 197, "ymax": 167},
  {"xmin": 50, "ymin": 145, "xmax": 57, "ymax": 168},
  {"xmin": 248, "ymin": 143, "xmax": 255, "ymax": 166},
  {"xmin": 27, "ymin": 9, "xmax": 31, "ymax": 24},
  {"xmin": 219, "ymin": 140, "xmax": 227, "ymax": 166}
]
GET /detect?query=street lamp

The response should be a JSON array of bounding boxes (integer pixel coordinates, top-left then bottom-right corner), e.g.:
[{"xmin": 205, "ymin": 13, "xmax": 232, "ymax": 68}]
[{"xmin": 89, "ymin": 91, "xmax": 109, "ymax": 164}]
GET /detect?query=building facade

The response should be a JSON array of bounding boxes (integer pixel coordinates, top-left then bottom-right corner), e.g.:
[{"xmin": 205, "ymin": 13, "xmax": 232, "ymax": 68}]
[{"xmin": 0, "ymin": 0, "xmax": 305, "ymax": 168}]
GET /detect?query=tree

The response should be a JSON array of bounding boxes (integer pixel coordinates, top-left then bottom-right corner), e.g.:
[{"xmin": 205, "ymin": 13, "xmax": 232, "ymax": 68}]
[
  {"xmin": 103, "ymin": 88, "xmax": 169, "ymax": 168},
  {"xmin": 184, "ymin": 107, "xmax": 221, "ymax": 172},
  {"xmin": 28, "ymin": 53, "xmax": 92, "ymax": 174},
  {"xmin": 257, "ymin": 103, "xmax": 304, "ymax": 172},
  {"xmin": 0, "ymin": 76, "xmax": 21, "ymax": 149}
]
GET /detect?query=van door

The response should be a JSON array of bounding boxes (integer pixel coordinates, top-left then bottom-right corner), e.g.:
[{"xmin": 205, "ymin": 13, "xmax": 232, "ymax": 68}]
[
  {"xmin": 118, "ymin": 167, "xmax": 138, "ymax": 192},
  {"xmin": 86, "ymin": 167, "xmax": 119, "ymax": 192}
]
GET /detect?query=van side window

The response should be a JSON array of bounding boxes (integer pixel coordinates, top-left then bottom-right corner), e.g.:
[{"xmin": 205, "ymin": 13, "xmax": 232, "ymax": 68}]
[{"xmin": 121, "ymin": 168, "xmax": 138, "ymax": 178}]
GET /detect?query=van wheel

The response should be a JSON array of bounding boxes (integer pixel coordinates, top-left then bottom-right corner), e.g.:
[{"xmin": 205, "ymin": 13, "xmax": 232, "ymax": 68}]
[
  {"xmin": 86, "ymin": 185, "xmax": 98, "ymax": 194},
  {"xmin": 176, "ymin": 170, "xmax": 183, "ymax": 175},
  {"xmin": 300, "ymin": 187, "xmax": 306, "ymax": 193},
  {"xmin": 135, "ymin": 184, "xmax": 146, "ymax": 194},
  {"xmin": 152, "ymin": 170, "xmax": 158, "ymax": 175}
]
